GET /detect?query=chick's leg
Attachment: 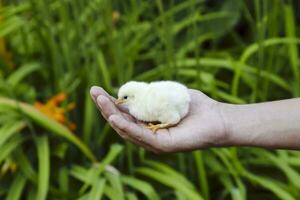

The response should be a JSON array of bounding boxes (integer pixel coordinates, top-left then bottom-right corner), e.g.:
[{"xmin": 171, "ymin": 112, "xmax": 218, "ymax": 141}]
[
  {"xmin": 145, "ymin": 112, "xmax": 180, "ymax": 133},
  {"xmin": 144, "ymin": 123, "xmax": 173, "ymax": 133}
]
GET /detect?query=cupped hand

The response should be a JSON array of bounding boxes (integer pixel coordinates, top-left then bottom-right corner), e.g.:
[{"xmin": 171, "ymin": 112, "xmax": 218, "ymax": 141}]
[{"xmin": 90, "ymin": 86, "xmax": 229, "ymax": 153}]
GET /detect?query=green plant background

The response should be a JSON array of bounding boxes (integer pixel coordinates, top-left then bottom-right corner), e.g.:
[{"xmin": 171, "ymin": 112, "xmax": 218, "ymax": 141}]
[{"xmin": 0, "ymin": 0, "xmax": 300, "ymax": 199}]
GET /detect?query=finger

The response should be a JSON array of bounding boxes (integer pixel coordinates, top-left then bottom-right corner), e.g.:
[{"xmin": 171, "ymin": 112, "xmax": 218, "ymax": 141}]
[
  {"xmin": 97, "ymin": 95, "xmax": 121, "ymax": 119},
  {"xmin": 109, "ymin": 122, "xmax": 158, "ymax": 153},
  {"xmin": 108, "ymin": 114, "xmax": 162, "ymax": 149},
  {"xmin": 90, "ymin": 86, "xmax": 129, "ymax": 113},
  {"xmin": 90, "ymin": 88, "xmax": 109, "ymax": 119},
  {"xmin": 90, "ymin": 86, "xmax": 115, "ymax": 102},
  {"xmin": 91, "ymin": 97, "xmax": 108, "ymax": 121},
  {"xmin": 97, "ymin": 95, "xmax": 135, "ymax": 122}
]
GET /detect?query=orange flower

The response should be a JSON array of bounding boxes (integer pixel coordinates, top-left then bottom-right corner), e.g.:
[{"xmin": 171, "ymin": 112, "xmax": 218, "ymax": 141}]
[
  {"xmin": 48, "ymin": 92, "xmax": 66, "ymax": 105},
  {"xmin": 34, "ymin": 92, "xmax": 76, "ymax": 131}
]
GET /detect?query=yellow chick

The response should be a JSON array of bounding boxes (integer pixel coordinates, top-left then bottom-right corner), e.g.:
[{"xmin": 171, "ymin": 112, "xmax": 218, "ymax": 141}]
[{"xmin": 115, "ymin": 81, "xmax": 191, "ymax": 132}]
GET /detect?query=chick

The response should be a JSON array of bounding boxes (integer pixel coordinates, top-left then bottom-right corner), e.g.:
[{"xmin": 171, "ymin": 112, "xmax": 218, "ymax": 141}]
[{"xmin": 115, "ymin": 81, "xmax": 191, "ymax": 132}]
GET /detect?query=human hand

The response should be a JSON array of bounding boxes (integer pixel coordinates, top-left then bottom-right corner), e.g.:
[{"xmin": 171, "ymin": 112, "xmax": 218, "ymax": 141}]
[{"xmin": 90, "ymin": 86, "xmax": 229, "ymax": 153}]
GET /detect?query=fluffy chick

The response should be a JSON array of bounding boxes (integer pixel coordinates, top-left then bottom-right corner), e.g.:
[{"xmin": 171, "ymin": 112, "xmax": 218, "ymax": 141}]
[{"xmin": 115, "ymin": 81, "xmax": 191, "ymax": 132}]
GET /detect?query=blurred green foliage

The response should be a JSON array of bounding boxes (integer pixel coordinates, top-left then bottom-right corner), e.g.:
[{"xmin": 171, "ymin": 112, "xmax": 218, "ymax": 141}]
[{"xmin": 0, "ymin": 0, "xmax": 300, "ymax": 199}]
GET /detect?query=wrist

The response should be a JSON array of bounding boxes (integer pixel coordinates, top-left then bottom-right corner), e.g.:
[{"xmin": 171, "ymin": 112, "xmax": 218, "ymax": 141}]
[
  {"xmin": 217, "ymin": 102, "xmax": 238, "ymax": 147},
  {"xmin": 219, "ymin": 103, "xmax": 259, "ymax": 147}
]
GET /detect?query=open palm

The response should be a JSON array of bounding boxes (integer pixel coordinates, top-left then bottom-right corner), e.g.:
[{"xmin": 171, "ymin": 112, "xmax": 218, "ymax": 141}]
[{"xmin": 90, "ymin": 86, "xmax": 227, "ymax": 153}]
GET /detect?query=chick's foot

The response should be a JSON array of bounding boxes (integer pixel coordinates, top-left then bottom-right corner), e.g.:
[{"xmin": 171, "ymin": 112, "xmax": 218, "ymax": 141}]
[{"xmin": 144, "ymin": 123, "xmax": 171, "ymax": 133}]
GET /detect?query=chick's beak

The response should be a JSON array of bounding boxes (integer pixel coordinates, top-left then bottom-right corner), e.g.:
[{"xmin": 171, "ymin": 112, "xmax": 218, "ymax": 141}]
[{"xmin": 115, "ymin": 98, "xmax": 125, "ymax": 105}]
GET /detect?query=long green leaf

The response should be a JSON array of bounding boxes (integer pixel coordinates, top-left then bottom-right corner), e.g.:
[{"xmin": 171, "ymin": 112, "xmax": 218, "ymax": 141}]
[
  {"xmin": 79, "ymin": 144, "xmax": 123, "ymax": 193},
  {"xmin": 35, "ymin": 136, "xmax": 50, "ymax": 200},
  {"xmin": 244, "ymin": 171, "xmax": 295, "ymax": 200},
  {"xmin": 144, "ymin": 160, "xmax": 195, "ymax": 189},
  {"xmin": 240, "ymin": 37, "xmax": 300, "ymax": 63},
  {"xmin": 193, "ymin": 151, "xmax": 209, "ymax": 200},
  {"xmin": 0, "ymin": 97, "xmax": 96, "ymax": 162},
  {"xmin": 137, "ymin": 167, "xmax": 203, "ymax": 200},
  {"xmin": 121, "ymin": 176, "xmax": 159, "ymax": 200},
  {"xmin": 0, "ymin": 121, "xmax": 26, "ymax": 147},
  {"xmin": 0, "ymin": 135, "xmax": 24, "ymax": 164},
  {"xmin": 6, "ymin": 173, "xmax": 26, "ymax": 200},
  {"xmin": 88, "ymin": 179, "xmax": 106, "ymax": 200},
  {"xmin": 105, "ymin": 172, "xmax": 124, "ymax": 200},
  {"xmin": 284, "ymin": 4, "xmax": 300, "ymax": 94},
  {"xmin": 7, "ymin": 63, "xmax": 40, "ymax": 87}
]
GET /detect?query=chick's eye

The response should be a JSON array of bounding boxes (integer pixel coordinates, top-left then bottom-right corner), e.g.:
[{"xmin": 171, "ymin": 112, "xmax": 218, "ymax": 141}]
[{"xmin": 124, "ymin": 96, "xmax": 128, "ymax": 99}]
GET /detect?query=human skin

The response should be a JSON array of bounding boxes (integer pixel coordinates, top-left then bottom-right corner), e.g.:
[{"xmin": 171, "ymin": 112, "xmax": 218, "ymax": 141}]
[{"xmin": 90, "ymin": 86, "xmax": 300, "ymax": 153}]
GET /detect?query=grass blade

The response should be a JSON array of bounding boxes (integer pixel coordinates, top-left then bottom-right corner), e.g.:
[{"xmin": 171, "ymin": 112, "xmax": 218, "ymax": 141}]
[
  {"xmin": 284, "ymin": 3, "xmax": 300, "ymax": 95},
  {"xmin": 88, "ymin": 179, "xmax": 106, "ymax": 200},
  {"xmin": 7, "ymin": 63, "xmax": 40, "ymax": 87},
  {"xmin": 0, "ymin": 121, "xmax": 26, "ymax": 147},
  {"xmin": 0, "ymin": 135, "xmax": 24, "ymax": 164},
  {"xmin": 193, "ymin": 151, "xmax": 209, "ymax": 200},
  {"xmin": 35, "ymin": 136, "xmax": 50, "ymax": 200},
  {"xmin": 136, "ymin": 167, "xmax": 203, "ymax": 200},
  {"xmin": 244, "ymin": 171, "xmax": 295, "ymax": 200},
  {"xmin": 121, "ymin": 176, "xmax": 159, "ymax": 200},
  {"xmin": 5, "ymin": 173, "xmax": 26, "ymax": 200}
]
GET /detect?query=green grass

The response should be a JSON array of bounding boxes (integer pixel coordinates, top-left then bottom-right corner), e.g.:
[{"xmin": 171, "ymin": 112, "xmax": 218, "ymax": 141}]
[{"xmin": 0, "ymin": 0, "xmax": 300, "ymax": 199}]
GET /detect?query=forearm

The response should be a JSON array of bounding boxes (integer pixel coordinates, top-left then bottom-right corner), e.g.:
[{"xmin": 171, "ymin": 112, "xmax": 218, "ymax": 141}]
[{"xmin": 222, "ymin": 98, "xmax": 300, "ymax": 149}]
